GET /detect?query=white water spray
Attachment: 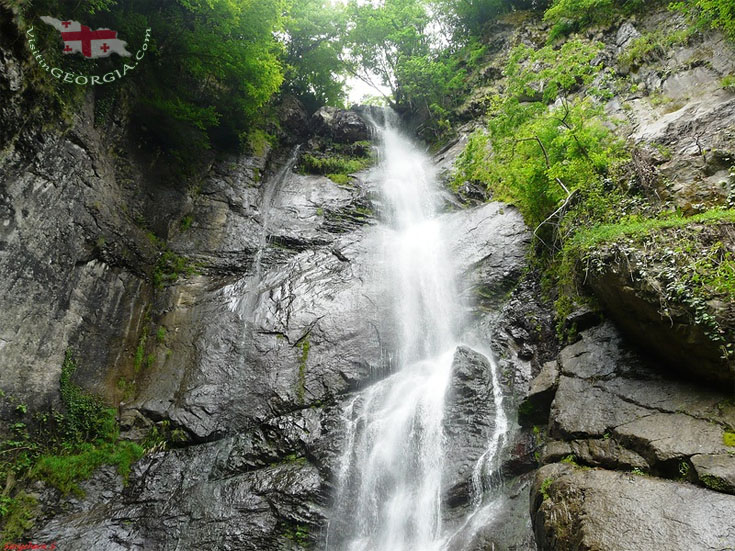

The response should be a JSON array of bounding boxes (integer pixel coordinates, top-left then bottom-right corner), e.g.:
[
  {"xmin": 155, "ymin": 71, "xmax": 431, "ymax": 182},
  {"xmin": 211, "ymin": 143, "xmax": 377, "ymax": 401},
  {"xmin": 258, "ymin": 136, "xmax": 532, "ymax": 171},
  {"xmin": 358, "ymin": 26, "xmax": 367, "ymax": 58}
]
[{"xmin": 326, "ymin": 114, "xmax": 510, "ymax": 550}]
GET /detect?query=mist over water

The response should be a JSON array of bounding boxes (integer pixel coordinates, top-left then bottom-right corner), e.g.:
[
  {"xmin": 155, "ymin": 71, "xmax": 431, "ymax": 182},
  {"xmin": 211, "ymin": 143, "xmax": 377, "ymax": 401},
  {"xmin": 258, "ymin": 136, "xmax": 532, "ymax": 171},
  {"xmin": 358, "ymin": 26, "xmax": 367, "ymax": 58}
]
[{"xmin": 326, "ymin": 112, "xmax": 507, "ymax": 551}]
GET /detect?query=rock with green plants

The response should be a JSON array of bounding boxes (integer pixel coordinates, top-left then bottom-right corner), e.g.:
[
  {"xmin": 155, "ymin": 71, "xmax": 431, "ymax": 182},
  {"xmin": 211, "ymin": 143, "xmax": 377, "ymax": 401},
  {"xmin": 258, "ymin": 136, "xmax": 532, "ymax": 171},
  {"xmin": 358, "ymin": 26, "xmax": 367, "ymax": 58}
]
[{"xmin": 3, "ymin": 0, "xmax": 735, "ymax": 550}]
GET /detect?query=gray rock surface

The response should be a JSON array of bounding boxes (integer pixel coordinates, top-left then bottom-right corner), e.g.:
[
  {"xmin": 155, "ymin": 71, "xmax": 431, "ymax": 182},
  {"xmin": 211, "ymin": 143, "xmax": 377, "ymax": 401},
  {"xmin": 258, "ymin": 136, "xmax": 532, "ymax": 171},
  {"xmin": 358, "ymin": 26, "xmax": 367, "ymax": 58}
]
[
  {"xmin": 692, "ymin": 453, "xmax": 735, "ymax": 494},
  {"xmin": 2, "ymin": 81, "xmax": 534, "ymax": 549},
  {"xmin": 534, "ymin": 322, "xmax": 735, "ymax": 549},
  {"xmin": 532, "ymin": 463, "xmax": 735, "ymax": 551},
  {"xmin": 518, "ymin": 361, "xmax": 559, "ymax": 427},
  {"xmin": 310, "ymin": 106, "xmax": 371, "ymax": 143},
  {"xmin": 443, "ymin": 346, "xmax": 498, "ymax": 509}
]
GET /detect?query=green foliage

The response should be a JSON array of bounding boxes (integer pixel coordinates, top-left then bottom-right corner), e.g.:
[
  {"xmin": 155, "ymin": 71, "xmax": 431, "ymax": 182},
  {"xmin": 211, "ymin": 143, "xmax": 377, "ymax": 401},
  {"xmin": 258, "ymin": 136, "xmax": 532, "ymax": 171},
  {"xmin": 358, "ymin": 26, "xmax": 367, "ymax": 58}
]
[
  {"xmin": 136, "ymin": 0, "xmax": 284, "ymax": 152},
  {"xmin": 0, "ymin": 492, "xmax": 37, "ymax": 545},
  {"xmin": 454, "ymin": 39, "xmax": 626, "ymax": 230},
  {"xmin": 722, "ymin": 74, "xmax": 735, "ymax": 91},
  {"xmin": 344, "ymin": 0, "xmax": 432, "ymax": 103},
  {"xmin": 299, "ymin": 152, "xmax": 373, "ymax": 184},
  {"xmin": 566, "ymin": 209, "xmax": 735, "ymax": 258},
  {"xmin": 699, "ymin": 473, "xmax": 730, "ymax": 491},
  {"xmin": 671, "ymin": 0, "xmax": 735, "ymax": 41},
  {"xmin": 33, "ymin": 440, "xmax": 143, "ymax": 496},
  {"xmin": 133, "ymin": 325, "xmax": 149, "ymax": 374},
  {"xmin": 60, "ymin": 350, "xmax": 118, "ymax": 444},
  {"xmin": 153, "ymin": 251, "xmax": 197, "ymax": 288},
  {"xmin": 395, "ymin": 47, "xmax": 471, "ymax": 141},
  {"xmin": 283, "ymin": 0, "xmax": 348, "ymax": 113},
  {"xmin": 433, "ymin": 0, "xmax": 536, "ymax": 38},
  {"xmin": 142, "ymin": 420, "xmax": 188, "ymax": 451},
  {"xmin": 247, "ymin": 129, "xmax": 274, "ymax": 158},
  {"xmin": 724, "ymin": 430, "xmax": 735, "ymax": 446},
  {"xmin": 282, "ymin": 522, "xmax": 310, "ymax": 546},
  {"xmin": 504, "ymin": 39, "xmax": 603, "ymax": 102},
  {"xmin": 561, "ymin": 454, "xmax": 581, "ymax": 467},
  {"xmin": 326, "ymin": 173, "xmax": 351, "ymax": 185},
  {"xmin": 561, "ymin": 209, "xmax": 735, "ymax": 357},
  {"xmin": 179, "ymin": 215, "xmax": 194, "ymax": 232},
  {"xmin": 1, "ymin": 352, "xmax": 145, "ymax": 540},
  {"xmin": 618, "ymin": 28, "xmax": 693, "ymax": 67},
  {"xmin": 540, "ymin": 477, "xmax": 554, "ymax": 500},
  {"xmin": 15, "ymin": 0, "xmax": 284, "ymax": 160},
  {"xmin": 544, "ymin": 0, "xmax": 655, "ymax": 39}
]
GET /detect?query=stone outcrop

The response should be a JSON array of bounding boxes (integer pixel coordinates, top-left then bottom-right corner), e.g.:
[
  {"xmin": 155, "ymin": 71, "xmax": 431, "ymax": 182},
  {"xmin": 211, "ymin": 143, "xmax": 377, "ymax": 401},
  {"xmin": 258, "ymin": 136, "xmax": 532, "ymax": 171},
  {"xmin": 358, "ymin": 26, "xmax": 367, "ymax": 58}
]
[
  {"xmin": 529, "ymin": 322, "xmax": 735, "ymax": 549},
  {"xmin": 532, "ymin": 463, "xmax": 735, "ymax": 551},
  {"xmin": 310, "ymin": 106, "xmax": 371, "ymax": 143}
]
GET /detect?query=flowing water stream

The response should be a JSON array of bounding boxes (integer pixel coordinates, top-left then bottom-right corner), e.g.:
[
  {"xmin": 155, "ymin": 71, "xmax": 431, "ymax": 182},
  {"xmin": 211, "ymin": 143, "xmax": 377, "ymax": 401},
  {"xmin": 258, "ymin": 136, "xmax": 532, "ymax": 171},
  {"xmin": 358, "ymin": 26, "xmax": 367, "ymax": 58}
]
[{"xmin": 326, "ymin": 113, "xmax": 508, "ymax": 551}]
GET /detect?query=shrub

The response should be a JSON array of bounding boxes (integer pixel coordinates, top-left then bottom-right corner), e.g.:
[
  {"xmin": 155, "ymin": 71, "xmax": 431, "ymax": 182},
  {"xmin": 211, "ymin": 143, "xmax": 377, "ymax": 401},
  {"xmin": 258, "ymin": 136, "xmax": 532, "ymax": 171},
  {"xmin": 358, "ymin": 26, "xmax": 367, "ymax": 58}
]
[
  {"xmin": 0, "ymin": 351, "xmax": 145, "ymax": 541},
  {"xmin": 671, "ymin": 0, "xmax": 735, "ymax": 41},
  {"xmin": 33, "ymin": 441, "xmax": 143, "ymax": 496},
  {"xmin": 544, "ymin": 0, "xmax": 661, "ymax": 39},
  {"xmin": 60, "ymin": 350, "xmax": 118, "ymax": 444},
  {"xmin": 453, "ymin": 39, "xmax": 627, "ymax": 231}
]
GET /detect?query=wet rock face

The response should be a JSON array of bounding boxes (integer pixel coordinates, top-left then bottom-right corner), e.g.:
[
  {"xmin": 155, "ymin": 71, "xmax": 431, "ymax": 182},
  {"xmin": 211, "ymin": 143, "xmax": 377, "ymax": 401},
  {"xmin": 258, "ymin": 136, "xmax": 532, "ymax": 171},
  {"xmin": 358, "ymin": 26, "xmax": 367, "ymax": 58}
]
[
  {"xmin": 530, "ymin": 322, "xmax": 735, "ymax": 550},
  {"xmin": 0, "ymin": 93, "xmax": 159, "ymax": 411},
  {"xmin": 584, "ymin": 229, "xmax": 735, "ymax": 386},
  {"xmin": 443, "ymin": 346, "xmax": 497, "ymax": 509},
  {"xmin": 310, "ymin": 106, "xmax": 372, "ymax": 143},
  {"xmin": 16, "ymin": 116, "xmax": 535, "ymax": 548},
  {"xmin": 34, "ymin": 408, "xmax": 336, "ymax": 551}
]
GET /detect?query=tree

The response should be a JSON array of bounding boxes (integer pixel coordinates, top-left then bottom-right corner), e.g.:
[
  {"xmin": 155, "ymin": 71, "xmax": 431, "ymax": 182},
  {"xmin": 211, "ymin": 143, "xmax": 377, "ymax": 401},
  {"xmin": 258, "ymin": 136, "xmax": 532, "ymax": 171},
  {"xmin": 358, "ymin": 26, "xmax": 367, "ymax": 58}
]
[
  {"xmin": 282, "ymin": 0, "xmax": 348, "ymax": 114},
  {"xmin": 344, "ymin": 0, "xmax": 432, "ymax": 105}
]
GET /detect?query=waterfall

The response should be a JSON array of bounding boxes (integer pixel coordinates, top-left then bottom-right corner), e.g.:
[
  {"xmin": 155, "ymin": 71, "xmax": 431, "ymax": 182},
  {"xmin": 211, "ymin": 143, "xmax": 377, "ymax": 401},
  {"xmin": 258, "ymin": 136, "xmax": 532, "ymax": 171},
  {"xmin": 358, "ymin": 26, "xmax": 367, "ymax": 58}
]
[
  {"xmin": 326, "ymin": 113, "xmax": 508, "ymax": 551},
  {"xmin": 228, "ymin": 145, "xmax": 300, "ymax": 317}
]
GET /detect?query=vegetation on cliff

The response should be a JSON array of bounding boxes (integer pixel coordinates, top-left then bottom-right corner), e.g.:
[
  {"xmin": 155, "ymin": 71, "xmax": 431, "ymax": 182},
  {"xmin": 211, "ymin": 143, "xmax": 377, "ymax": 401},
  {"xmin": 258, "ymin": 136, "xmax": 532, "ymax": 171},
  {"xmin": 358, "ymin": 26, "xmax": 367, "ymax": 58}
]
[
  {"xmin": 0, "ymin": 352, "xmax": 143, "ymax": 543},
  {"xmin": 444, "ymin": 0, "xmax": 735, "ymax": 364}
]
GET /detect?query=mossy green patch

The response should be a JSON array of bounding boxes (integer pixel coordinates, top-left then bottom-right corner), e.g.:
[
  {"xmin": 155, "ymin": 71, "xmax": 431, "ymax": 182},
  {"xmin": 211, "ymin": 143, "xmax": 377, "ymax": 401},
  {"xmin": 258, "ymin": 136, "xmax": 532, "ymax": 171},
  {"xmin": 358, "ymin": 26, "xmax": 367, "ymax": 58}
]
[
  {"xmin": 153, "ymin": 251, "xmax": 198, "ymax": 288},
  {"xmin": 283, "ymin": 523, "xmax": 310, "ymax": 546},
  {"xmin": 540, "ymin": 477, "xmax": 554, "ymax": 501},
  {"xmin": 300, "ymin": 153, "xmax": 373, "ymax": 179},
  {"xmin": 0, "ymin": 492, "xmax": 37, "ymax": 545},
  {"xmin": 724, "ymin": 431, "xmax": 735, "ymax": 447},
  {"xmin": 699, "ymin": 473, "xmax": 731, "ymax": 492},
  {"xmin": 33, "ymin": 441, "xmax": 143, "ymax": 497}
]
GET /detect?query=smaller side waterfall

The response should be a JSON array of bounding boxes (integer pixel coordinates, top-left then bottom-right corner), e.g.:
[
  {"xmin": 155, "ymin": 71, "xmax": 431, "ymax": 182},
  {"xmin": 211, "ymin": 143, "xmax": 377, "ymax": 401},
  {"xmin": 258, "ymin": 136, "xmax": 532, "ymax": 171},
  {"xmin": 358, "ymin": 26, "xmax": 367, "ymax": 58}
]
[
  {"xmin": 252, "ymin": 145, "xmax": 301, "ymax": 283},
  {"xmin": 228, "ymin": 146, "xmax": 301, "ymax": 317},
  {"xmin": 326, "ymin": 113, "xmax": 510, "ymax": 551}
]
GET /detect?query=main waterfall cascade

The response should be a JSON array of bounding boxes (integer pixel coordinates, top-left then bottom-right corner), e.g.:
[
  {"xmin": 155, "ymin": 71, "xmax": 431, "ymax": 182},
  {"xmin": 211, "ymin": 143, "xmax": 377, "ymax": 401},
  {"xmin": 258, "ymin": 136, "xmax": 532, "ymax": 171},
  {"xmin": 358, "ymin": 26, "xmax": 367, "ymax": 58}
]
[{"xmin": 326, "ymin": 113, "xmax": 509, "ymax": 551}]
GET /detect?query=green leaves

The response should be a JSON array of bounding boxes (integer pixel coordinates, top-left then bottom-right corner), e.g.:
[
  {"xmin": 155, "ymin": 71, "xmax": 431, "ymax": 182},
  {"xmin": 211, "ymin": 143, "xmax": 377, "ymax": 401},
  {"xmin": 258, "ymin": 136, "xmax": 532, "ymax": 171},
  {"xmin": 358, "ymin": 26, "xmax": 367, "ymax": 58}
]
[
  {"xmin": 283, "ymin": 0, "xmax": 348, "ymax": 113},
  {"xmin": 505, "ymin": 39, "xmax": 602, "ymax": 103},
  {"xmin": 454, "ymin": 36, "xmax": 625, "ymax": 229},
  {"xmin": 671, "ymin": 0, "xmax": 735, "ymax": 41},
  {"xmin": 543, "ymin": 0, "xmax": 655, "ymax": 39},
  {"xmin": 344, "ymin": 0, "xmax": 432, "ymax": 101}
]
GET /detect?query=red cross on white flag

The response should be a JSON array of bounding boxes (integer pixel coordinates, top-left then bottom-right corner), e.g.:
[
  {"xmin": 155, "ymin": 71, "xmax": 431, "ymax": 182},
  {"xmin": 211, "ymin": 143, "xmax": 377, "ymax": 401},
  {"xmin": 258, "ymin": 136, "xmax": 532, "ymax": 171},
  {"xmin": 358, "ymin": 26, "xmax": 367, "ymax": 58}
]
[{"xmin": 40, "ymin": 16, "xmax": 132, "ymax": 59}]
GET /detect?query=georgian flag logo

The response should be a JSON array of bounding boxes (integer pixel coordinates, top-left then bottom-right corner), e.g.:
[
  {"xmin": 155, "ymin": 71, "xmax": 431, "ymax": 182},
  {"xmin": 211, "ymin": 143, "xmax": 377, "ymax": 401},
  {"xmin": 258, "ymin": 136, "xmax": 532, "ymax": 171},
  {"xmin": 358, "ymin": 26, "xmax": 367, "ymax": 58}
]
[{"xmin": 40, "ymin": 16, "xmax": 132, "ymax": 58}]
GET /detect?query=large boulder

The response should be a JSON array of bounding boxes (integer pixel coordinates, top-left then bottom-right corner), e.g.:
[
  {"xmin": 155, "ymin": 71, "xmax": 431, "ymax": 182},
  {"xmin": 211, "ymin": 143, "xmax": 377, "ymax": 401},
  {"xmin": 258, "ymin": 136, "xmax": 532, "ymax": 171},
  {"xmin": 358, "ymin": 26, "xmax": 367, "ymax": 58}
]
[
  {"xmin": 310, "ymin": 106, "xmax": 371, "ymax": 143},
  {"xmin": 442, "ymin": 346, "xmax": 498, "ymax": 509},
  {"xmin": 533, "ymin": 322, "xmax": 735, "ymax": 550},
  {"xmin": 532, "ymin": 463, "xmax": 735, "ymax": 551},
  {"xmin": 584, "ymin": 223, "xmax": 735, "ymax": 386}
]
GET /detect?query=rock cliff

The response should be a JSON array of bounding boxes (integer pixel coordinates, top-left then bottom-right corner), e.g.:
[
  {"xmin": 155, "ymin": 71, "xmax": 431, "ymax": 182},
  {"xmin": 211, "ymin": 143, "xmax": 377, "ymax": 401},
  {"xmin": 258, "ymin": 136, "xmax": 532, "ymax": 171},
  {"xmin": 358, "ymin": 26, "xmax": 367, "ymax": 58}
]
[{"xmin": 2, "ymin": 3, "xmax": 735, "ymax": 551}]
